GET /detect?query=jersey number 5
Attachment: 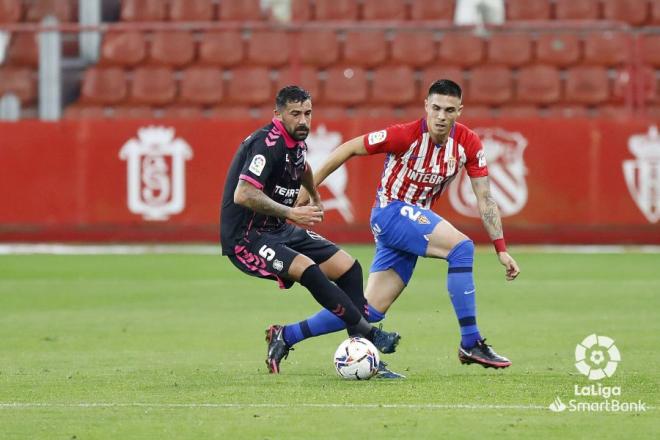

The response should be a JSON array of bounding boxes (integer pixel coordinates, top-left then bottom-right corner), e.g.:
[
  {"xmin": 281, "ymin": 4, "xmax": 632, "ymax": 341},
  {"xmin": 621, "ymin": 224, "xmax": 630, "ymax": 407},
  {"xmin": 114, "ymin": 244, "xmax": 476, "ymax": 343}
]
[
  {"xmin": 400, "ymin": 205, "xmax": 421, "ymax": 221},
  {"xmin": 259, "ymin": 245, "xmax": 276, "ymax": 261}
]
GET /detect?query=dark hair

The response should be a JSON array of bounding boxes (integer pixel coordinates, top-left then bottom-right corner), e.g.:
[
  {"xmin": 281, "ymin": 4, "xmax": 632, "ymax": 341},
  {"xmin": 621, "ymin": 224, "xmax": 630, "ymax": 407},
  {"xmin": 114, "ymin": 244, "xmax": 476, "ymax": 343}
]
[
  {"xmin": 275, "ymin": 85, "xmax": 312, "ymax": 110},
  {"xmin": 427, "ymin": 79, "xmax": 462, "ymax": 99}
]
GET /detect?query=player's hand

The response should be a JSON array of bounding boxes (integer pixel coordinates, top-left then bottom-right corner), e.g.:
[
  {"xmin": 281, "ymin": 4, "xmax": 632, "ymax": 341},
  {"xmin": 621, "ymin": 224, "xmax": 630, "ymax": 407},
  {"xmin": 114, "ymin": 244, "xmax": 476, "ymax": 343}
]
[
  {"xmin": 295, "ymin": 187, "xmax": 311, "ymax": 207},
  {"xmin": 497, "ymin": 251, "xmax": 520, "ymax": 281},
  {"xmin": 287, "ymin": 205, "xmax": 324, "ymax": 226}
]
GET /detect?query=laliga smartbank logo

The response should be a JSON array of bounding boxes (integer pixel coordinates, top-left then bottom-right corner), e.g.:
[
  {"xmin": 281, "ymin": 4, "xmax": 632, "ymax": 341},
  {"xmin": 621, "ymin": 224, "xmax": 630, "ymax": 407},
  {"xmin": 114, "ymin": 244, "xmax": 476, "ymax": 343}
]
[{"xmin": 549, "ymin": 334, "xmax": 646, "ymax": 413}]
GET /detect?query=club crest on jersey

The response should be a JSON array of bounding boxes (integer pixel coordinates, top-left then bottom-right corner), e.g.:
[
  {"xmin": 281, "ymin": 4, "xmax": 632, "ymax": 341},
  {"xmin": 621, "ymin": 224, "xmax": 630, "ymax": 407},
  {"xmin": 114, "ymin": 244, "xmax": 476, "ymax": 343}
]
[
  {"xmin": 449, "ymin": 128, "xmax": 528, "ymax": 218},
  {"xmin": 119, "ymin": 126, "xmax": 193, "ymax": 221},
  {"xmin": 368, "ymin": 130, "xmax": 387, "ymax": 145},
  {"xmin": 249, "ymin": 154, "xmax": 266, "ymax": 176},
  {"xmin": 622, "ymin": 125, "xmax": 660, "ymax": 223},
  {"xmin": 417, "ymin": 214, "xmax": 430, "ymax": 225}
]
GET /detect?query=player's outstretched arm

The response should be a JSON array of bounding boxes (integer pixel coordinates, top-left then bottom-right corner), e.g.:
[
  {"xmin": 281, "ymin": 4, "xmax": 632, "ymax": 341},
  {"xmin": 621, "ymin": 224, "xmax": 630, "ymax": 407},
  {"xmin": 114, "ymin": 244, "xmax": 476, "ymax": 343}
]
[
  {"xmin": 301, "ymin": 163, "xmax": 323, "ymax": 213},
  {"xmin": 470, "ymin": 176, "xmax": 521, "ymax": 281},
  {"xmin": 234, "ymin": 180, "xmax": 323, "ymax": 226}
]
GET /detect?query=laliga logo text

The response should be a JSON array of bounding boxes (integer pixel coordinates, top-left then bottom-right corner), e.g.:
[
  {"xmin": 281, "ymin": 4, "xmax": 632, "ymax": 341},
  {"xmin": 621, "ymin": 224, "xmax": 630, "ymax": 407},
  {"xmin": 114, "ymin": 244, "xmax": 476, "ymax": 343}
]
[
  {"xmin": 549, "ymin": 334, "xmax": 646, "ymax": 413},
  {"xmin": 119, "ymin": 126, "xmax": 193, "ymax": 221}
]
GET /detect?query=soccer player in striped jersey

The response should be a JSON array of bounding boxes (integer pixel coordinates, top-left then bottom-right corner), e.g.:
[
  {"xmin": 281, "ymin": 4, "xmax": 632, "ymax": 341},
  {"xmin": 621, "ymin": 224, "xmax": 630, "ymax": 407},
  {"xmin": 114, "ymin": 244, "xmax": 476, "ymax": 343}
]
[{"xmin": 274, "ymin": 79, "xmax": 520, "ymax": 378}]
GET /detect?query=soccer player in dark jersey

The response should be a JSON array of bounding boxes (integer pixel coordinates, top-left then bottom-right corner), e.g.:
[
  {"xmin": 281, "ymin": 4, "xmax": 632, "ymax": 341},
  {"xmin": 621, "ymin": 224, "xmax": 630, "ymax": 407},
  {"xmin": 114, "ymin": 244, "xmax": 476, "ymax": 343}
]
[
  {"xmin": 278, "ymin": 80, "xmax": 520, "ymax": 378},
  {"xmin": 220, "ymin": 86, "xmax": 401, "ymax": 374}
]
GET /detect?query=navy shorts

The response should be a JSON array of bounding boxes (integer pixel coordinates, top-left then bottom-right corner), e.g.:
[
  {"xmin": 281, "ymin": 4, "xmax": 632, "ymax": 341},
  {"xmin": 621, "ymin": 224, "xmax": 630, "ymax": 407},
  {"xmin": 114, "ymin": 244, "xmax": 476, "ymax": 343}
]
[
  {"xmin": 369, "ymin": 200, "xmax": 444, "ymax": 285},
  {"xmin": 228, "ymin": 223, "xmax": 340, "ymax": 289}
]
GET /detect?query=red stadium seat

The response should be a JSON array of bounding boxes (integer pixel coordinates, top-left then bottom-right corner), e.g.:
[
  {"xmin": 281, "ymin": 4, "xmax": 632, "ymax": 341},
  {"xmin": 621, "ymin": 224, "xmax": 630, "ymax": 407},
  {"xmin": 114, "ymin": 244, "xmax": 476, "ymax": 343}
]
[
  {"xmin": 121, "ymin": 0, "xmax": 167, "ymax": 22},
  {"xmin": 225, "ymin": 67, "xmax": 272, "ymax": 105},
  {"xmin": 648, "ymin": 105, "xmax": 660, "ymax": 118},
  {"xmin": 410, "ymin": 0, "xmax": 453, "ymax": 21},
  {"xmin": 438, "ymin": 32, "xmax": 485, "ymax": 68},
  {"xmin": 545, "ymin": 105, "xmax": 589, "ymax": 118},
  {"xmin": 276, "ymin": 67, "xmax": 320, "ymax": 101},
  {"xmin": 390, "ymin": 31, "xmax": 436, "ymax": 67},
  {"xmin": 198, "ymin": 31, "xmax": 244, "ymax": 67},
  {"xmin": 638, "ymin": 66, "xmax": 658, "ymax": 103},
  {"xmin": 343, "ymin": 31, "xmax": 388, "ymax": 68},
  {"xmin": 324, "ymin": 67, "xmax": 368, "ymax": 105},
  {"xmin": 652, "ymin": 0, "xmax": 660, "ymax": 25},
  {"xmin": 516, "ymin": 65, "xmax": 560, "ymax": 105},
  {"xmin": 0, "ymin": 67, "xmax": 36, "ymax": 104},
  {"xmin": 466, "ymin": 66, "xmax": 513, "ymax": 106},
  {"xmin": 5, "ymin": 32, "xmax": 38, "ymax": 66},
  {"xmin": 487, "ymin": 33, "xmax": 532, "ymax": 67},
  {"xmin": 354, "ymin": 106, "xmax": 397, "ymax": 119},
  {"xmin": 460, "ymin": 105, "xmax": 494, "ymax": 119},
  {"xmin": 113, "ymin": 106, "xmax": 155, "ymax": 119},
  {"xmin": 100, "ymin": 31, "xmax": 146, "ymax": 67},
  {"xmin": 170, "ymin": 0, "xmax": 214, "ymax": 21},
  {"xmin": 507, "ymin": 105, "xmax": 540, "ymax": 118},
  {"xmin": 602, "ymin": 0, "xmax": 649, "ymax": 26},
  {"xmin": 564, "ymin": 66, "xmax": 609, "ymax": 104},
  {"xmin": 370, "ymin": 66, "xmax": 416, "ymax": 105},
  {"xmin": 129, "ymin": 67, "xmax": 176, "ymax": 106},
  {"xmin": 218, "ymin": 0, "xmax": 263, "ymax": 21},
  {"xmin": 25, "ymin": 0, "xmax": 74, "ymax": 22},
  {"xmin": 80, "ymin": 67, "xmax": 128, "ymax": 105},
  {"xmin": 639, "ymin": 34, "xmax": 660, "ymax": 67},
  {"xmin": 179, "ymin": 66, "xmax": 223, "ymax": 105},
  {"xmin": 148, "ymin": 31, "xmax": 195, "ymax": 67},
  {"xmin": 362, "ymin": 0, "xmax": 407, "ymax": 20},
  {"xmin": 161, "ymin": 106, "xmax": 205, "ymax": 119},
  {"xmin": 247, "ymin": 30, "xmax": 290, "ymax": 66},
  {"xmin": 314, "ymin": 0, "xmax": 358, "ymax": 20},
  {"xmin": 0, "ymin": 0, "xmax": 22, "ymax": 22},
  {"xmin": 210, "ymin": 106, "xmax": 260, "ymax": 119},
  {"xmin": 611, "ymin": 69, "xmax": 633, "ymax": 103},
  {"xmin": 536, "ymin": 33, "xmax": 580, "ymax": 67},
  {"xmin": 63, "ymin": 105, "xmax": 107, "ymax": 119},
  {"xmin": 583, "ymin": 31, "xmax": 630, "ymax": 66},
  {"xmin": 312, "ymin": 105, "xmax": 347, "ymax": 120},
  {"xmin": 506, "ymin": 0, "xmax": 551, "ymax": 20},
  {"xmin": 291, "ymin": 0, "xmax": 311, "ymax": 21},
  {"xmin": 555, "ymin": 0, "xmax": 599, "ymax": 20},
  {"xmin": 419, "ymin": 66, "xmax": 464, "ymax": 99},
  {"xmin": 298, "ymin": 30, "xmax": 339, "ymax": 67}
]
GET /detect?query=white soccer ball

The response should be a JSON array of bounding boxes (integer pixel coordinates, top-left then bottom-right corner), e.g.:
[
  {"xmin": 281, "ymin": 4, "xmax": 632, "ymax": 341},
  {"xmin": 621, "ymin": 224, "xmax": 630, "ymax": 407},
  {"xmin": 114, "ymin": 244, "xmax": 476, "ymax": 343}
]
[{"xmin": 333, "ymin": 337, "xmax": 380, "ymax": 380}]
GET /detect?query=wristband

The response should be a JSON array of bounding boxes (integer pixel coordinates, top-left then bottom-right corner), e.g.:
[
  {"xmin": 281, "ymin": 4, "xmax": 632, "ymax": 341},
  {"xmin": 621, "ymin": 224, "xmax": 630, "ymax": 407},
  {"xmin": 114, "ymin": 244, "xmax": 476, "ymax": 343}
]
[{"xmin": 493, "ymin": 238, "xmax": 507, "ymax": 253}]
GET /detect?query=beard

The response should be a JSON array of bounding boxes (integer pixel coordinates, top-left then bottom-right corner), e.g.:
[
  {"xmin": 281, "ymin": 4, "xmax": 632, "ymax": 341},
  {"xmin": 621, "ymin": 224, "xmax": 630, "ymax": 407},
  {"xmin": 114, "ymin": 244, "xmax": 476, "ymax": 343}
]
[{"xmin": 291, "ymin": 126, "xmax": 309, "ymax": 141}]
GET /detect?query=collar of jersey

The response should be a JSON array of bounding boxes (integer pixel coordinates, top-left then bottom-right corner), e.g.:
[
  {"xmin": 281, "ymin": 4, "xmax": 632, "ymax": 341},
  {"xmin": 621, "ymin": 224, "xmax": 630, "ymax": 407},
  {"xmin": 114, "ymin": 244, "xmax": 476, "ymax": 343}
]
[{"xmin": 272, "ymin": 118, "xmax": 304, "ymax": 149}]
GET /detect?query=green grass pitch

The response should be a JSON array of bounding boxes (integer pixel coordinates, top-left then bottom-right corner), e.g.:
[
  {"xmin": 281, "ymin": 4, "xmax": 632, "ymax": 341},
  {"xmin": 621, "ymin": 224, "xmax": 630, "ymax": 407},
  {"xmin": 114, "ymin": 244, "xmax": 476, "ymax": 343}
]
[{"xmin": 0, "ymin": 246, "xmax": 658, "ymax": 439}]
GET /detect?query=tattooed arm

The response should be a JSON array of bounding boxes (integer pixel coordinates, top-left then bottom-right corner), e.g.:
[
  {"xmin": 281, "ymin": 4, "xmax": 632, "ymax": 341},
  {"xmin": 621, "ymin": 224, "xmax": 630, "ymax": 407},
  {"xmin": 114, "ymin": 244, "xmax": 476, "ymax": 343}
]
[{"xmin": 470, "ymin": 176, "xmax": 520, "ymax": 281}]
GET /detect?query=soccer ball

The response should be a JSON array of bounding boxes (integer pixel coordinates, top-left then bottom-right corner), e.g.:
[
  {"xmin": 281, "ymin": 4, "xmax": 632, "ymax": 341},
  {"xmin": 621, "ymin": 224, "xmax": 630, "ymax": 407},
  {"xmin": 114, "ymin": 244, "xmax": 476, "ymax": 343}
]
[{"xmin": 333, "ymin": 337, "xmax": 380, "ymax": 380}]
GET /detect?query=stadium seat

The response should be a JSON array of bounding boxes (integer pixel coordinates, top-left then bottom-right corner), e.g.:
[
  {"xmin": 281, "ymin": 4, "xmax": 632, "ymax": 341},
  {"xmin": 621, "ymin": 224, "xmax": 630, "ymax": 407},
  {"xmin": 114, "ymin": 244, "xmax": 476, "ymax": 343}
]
[
  {"xmin": 218, "ymin": 0, "xmax": 263, "ymax": 21},
  {"xmin": 198, "ymin": 31, "xmax": 244, "ymax": 67},
  {"xmin": 129, "ymin": 67, "xmax": 176, "ymax": 106},
  {"xmin": 0, "ymin": 0, "xmax": 22, "ymax": 22},
  {"xmin": 652, "ymin": 0, "xmax": 660, "ymax": 25},
  {"xmin": 362, "ymin": 0, "xmax": 407, "ymax": 20},
  {"xmin": 148, "ymin": 31, "xmax": 195, "ymax": 67},
  {"xmin": 647, "ymin": 105, "xmax": 660, "ymax": 118},
  {"xmin": 602, "ymin": 0, "xmax": 649, "ymax": 26},
  {"xmin": 545, "ymin": 105, "xmax": 588, "ymax": 118},
  {"xmin": 100, "ymin": 31, "xmax": 146, "ymax": 67},
  {"xmin": 342, "ymin": 30, "xmax": 388, "ymax": 68},
  {"xmin": 179, "ymin": 66, "xmax": 223, "ymax": 105},
  {"xmin": 5, "ymin": 32, "xmax": 38, "ymax": 66},
  {"xmin": 516, "ymin": 65, "xmax": 560, "ymax": 105},
  {"xmin": 0, "ymin": 67, "xmax": 36, "ymax": 104},
  {"xmin": 298, "ymin": 30, "xmax": 339, "ymax": 67},
  {"xmin": 611, "ymin": 69, "xmax": 633, "ymax": 103},
  {"xmin": 247, "ymin": 30, "xmax": 290, "ymax": 66},
  {"xmin": 410, "ymin": 0, "xmax": 453, "ymax": 21},
  {"xmin": 225, "ymin": 67, "xmax": 272, "ymax": 105},
  {"xmin": 208, "ymin": 106, "xmax": 253, "ymax": 119},
  {"xmin": 354, "ymin": 106, "xmax": 397, "ymax": 119},
  {"xmin": 161, "ymin": 106, "xmax": 205, "ymax": 119},
  {"xmin": 399, "ymin": 105, "xmax": 425, "ymax": 120},
  {"xmin": 583, "ymin": 31, "xmax": 629, "ymax": 66},
  {"xmin": 535, "ymin": 33, "xmax": 580, "ymax": 67},
  {"xmin": 466, "ymin": 66, "xmax": 513, "ymax": 105},
  {"xmin": 291, "ymin": 0, "xmax": 311, "ymax": 21},
  {"xmin": 63, "ymin": 105, "xmax": 107, "ymax": 119},
  {"xmin": 487, "ymin": 33, "xmax": 532, "ymax": 67},
  {"xmin": 506, "ymin": 105, "xmax": 540, "ymax": 118},
  {"xmin": 120, "ymin": 0, "xmax": 167, "ymax": 22},
  {"xmin": 638, "ymin": 66, "xmax": 658, "ymax": 103},
  {"xmin": 25, "ymin": 0, "xmax": 74, "ymax": 22},
  {"xmin": 113, "ymin": 106, "xmax": 155, "ymax": 119},
  {"xmin": 554, "ymin": 0, "xmax": 599, "ymax": 20},
  {"xmin": 438, "ymin": 32, "xmax": 485, "ymax": 68},
  {"xmin": 314, "ymin": 0, "xmax": 358, "ymax": 20},
  {"xmin": 276, "ymin": 67, "xmax": 320, "ymax": 101},
  {"xmin": 639, "ymin": 34, "xmax": 660, "ymax": 67},
  {"xmin": 323, "ymin": 67, "xmax": 368, "ymax": 105},
  {"xmin": 370, "ymin": 66, "xmax": 416, "ymax": 106},
  {"xmin": 564, "ymin": 66, "xmax": 609, "ymax": 104},
  {"xmin": 506, "ymin": 0, "xmax": 551, "ymax": 20},
  {"xmin": 311, "ymin": 105, "xmax": 347, "ymax": 120},
  {"xmin": 419, "ymin": 66, "xmax": 464, "ymax": 99},
  {"xmin": 80, "ymin": 67, "xmax": 128, "ymax": 105},
  {"xmin": 459, "ymin": 105, "xmax": 494, "ymax": 119},
  {"xmin": 170, "ymin": 0, "xmax": 214, "ymax": 21},
  {"xmin": 390, "ymin": 31, "xmax": 436, "ymax": 67}
]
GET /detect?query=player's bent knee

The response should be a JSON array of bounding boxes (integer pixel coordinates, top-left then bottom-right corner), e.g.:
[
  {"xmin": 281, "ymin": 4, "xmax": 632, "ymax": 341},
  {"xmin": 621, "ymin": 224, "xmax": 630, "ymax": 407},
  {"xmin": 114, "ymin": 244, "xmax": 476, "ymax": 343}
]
[
  {"xmin": 319, "ymin": 250, "xmax": 356, "ymax": 280},
  {"xmin": 287, "ymin": 254, "xmax": 316, "ymax": 281}
]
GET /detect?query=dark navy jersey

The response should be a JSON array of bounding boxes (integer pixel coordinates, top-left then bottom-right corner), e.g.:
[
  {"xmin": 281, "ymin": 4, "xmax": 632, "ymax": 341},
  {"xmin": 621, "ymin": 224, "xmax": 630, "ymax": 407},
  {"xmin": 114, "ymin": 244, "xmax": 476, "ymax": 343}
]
[{"xmin": 220, "ymin": 118, "xmax": 307, "ymax": 256}]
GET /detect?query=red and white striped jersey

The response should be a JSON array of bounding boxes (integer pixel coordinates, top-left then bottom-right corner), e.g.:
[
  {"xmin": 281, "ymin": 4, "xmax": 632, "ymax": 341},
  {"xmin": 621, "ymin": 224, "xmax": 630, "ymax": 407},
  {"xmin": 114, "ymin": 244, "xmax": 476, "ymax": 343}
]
[{"xmin": 364, "ymin": 119, "xmax": 488, "ymax": 209}]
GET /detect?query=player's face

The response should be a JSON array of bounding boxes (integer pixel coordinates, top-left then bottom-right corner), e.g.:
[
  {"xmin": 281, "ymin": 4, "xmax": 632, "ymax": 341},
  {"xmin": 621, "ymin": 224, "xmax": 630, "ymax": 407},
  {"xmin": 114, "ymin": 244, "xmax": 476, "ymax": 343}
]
[
  {"xmin": 275, "ymin": 100, "xmax": 312, "ymax": 141},
  {"xmin": 425, "ymin": 94, "xmax": 462, "ymax": 142}
]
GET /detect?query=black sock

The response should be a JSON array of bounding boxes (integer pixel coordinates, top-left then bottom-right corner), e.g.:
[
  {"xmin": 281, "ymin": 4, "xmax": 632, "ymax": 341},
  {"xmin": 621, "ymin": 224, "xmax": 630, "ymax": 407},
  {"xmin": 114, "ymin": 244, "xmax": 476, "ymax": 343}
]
[{"xmin": 335, "ymin": 260, "xmax": 368, "ymax": 318}]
